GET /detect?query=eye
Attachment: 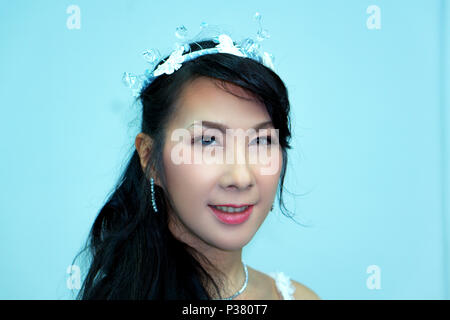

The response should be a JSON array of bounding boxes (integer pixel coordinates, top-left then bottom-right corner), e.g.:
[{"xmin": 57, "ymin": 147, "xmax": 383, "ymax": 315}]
[
  {"xmin": 191, "ymin": 135, "xmax": 218, "ymax": 146},
  {"xmin": 251, "ymin": 136, "xmax": 272, "ymax": 145}
]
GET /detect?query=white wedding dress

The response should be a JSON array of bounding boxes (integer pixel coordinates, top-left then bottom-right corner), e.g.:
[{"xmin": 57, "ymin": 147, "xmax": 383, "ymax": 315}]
[{"xmin": 268, "ymin": 271, "xmax": 296, "ymax": 300}]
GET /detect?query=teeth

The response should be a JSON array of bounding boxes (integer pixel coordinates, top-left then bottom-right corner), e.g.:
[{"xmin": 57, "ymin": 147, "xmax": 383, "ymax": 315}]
[{"xmin": 213, "ymin": 205, "xmax": 249, "ymax": 213}]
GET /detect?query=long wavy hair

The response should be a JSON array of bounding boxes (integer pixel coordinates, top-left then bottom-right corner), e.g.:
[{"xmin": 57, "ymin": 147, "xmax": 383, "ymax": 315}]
[{"xmin": 74, "ymin": 38, "xmax": 295, "ymax": 299}]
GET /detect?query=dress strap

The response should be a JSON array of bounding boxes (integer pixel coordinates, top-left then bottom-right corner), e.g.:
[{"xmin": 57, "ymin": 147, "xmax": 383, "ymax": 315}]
[{"xmin": 268, "ymin": 271, "xmax": 296, "ymax": 300}]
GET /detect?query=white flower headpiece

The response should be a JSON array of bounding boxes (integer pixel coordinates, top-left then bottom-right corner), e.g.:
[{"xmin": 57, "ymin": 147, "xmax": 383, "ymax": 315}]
[{"xmin": 123, "ymin": 13, "xmax": 275, "ymax": 97}]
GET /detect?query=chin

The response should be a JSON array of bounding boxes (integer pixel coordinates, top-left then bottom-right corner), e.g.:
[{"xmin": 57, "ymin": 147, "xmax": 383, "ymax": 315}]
[{"xmin": 206, "ymin": 230, "xmax": 255, "ymax": 251}]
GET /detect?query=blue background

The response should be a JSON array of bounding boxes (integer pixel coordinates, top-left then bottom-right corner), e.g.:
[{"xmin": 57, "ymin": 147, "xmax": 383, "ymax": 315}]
[{"xmin": 0, "ymin": 0, "xmax": 449, "ymax": 299}]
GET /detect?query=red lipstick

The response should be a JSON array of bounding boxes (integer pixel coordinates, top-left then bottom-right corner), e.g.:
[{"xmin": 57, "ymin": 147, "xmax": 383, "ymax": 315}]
[
  {"xmin": 208, "ymin": 204, "xmax": 254, "ymax": 225},
  {"xmin": 212, "ymin": 204, "xmax": 252, "ymax": 207}
]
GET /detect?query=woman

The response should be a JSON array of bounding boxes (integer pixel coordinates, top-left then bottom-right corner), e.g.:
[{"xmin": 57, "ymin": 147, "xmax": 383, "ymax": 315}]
[{"xmin": 75, "ymin": 32, "xmax": 320, "ymax": 300}]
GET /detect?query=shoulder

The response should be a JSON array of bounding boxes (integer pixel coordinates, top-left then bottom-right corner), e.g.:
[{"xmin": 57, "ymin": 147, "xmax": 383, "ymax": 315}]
[
  {"xmin": 246, "ymin": 266, "xmax": 281, "ymax": 299},
  {"xmin": 290, "ymin": 279, "xmax": 321, "ymax": 300},
  {"xmin": 247, "ymin": 266, "xmax": 320, "ymax": 300}
]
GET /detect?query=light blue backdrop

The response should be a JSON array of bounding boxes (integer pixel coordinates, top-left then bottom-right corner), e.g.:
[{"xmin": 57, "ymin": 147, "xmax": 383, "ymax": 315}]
[{"xmin": 0, "ymin": 0, "xmax": 448, "ymax": 299}]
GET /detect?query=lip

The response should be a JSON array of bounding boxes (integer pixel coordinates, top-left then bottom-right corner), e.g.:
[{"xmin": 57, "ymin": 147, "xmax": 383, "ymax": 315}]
[
  {"xmin": 210, "ymin": 204, "xmax": 253, "ymax": 208},
  {"xmin": 208, "ymin": 205, "xmax": 254, "ymax": 225}
]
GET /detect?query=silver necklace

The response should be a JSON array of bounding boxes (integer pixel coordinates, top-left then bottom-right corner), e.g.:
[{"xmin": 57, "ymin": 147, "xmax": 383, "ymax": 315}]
[{"xmin": 220, "ymin": 262, "xmax": 248, "ymax": 300}]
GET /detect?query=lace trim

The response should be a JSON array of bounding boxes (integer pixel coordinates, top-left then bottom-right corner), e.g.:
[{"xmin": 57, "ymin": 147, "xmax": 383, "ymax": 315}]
[{"xmin": 268, "ymin": 271, "xmax": 296, "ymax": 300}]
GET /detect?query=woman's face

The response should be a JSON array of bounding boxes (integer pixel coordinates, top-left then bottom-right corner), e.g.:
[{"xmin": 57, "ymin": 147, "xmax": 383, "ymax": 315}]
[{"xmin": 162, "ymin": 76, "xmax": 282, "ymax": 251}]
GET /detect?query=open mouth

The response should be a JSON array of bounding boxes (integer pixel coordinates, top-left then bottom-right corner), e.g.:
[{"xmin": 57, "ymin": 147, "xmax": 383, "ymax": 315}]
[
  {"xmin": 208, "ymin": 204, "xmax": 251, "ymax": 213},
  {"xmin": 208, "ymin": 205, "xmax": 254, "ymax": 225}
]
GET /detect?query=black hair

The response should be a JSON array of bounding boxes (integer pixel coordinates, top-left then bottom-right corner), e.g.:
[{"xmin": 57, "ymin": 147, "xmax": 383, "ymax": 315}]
[{"xmin": 74, "ymin": 39, "xmax": 295, "ymax": 299}]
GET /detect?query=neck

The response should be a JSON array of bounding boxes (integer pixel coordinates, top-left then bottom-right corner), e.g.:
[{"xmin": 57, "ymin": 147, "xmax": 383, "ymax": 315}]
[
  {"xmin": 168, "ymin": 213, "xmax": 247, "ymax": 299},
  {"xmin": 199, "ymin": 246, "xmax": 245, "ymax": 298}
]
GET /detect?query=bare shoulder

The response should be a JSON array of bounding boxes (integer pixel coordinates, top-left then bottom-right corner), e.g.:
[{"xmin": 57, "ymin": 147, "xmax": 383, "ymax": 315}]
[
  {"xmin": 246, "ymin": 266, "xmax": 320, "ymax": 300},
  {"xmin": 290, "ymin": 279, "xmax": 321, "ymax": 300},
  {"xmin": 247, "ymin": 266, "xmax": 273, "ymax": 290},
  {"xmin": 246, "ymin": 266, "xmax": 281, "ymax": 299}
]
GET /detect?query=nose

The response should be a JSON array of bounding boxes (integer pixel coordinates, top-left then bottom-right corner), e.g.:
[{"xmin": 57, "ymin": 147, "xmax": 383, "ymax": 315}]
[
  {"xmin": 220, "ymin": 162, "xmax": 255, "ymax": 191},
  {"xmin": 219, "ymin": 136, "xmax": 255, "ymax": 191}
]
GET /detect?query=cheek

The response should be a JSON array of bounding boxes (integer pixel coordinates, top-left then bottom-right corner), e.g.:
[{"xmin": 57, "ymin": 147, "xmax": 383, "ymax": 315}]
[
  {"xmin": 255, "ymin": 174, "xmax": 279, "ymax": 216},
  {"xmin": 260, "ymin": 174, "xmax": 280, "ymax": 195},
  {"xmin": 163, "ymin": 145, "xmax": 215, "ymax": 207},
  {"xmin": 258, "ymin": 150, "xmax": 282, "ymax": 193}
]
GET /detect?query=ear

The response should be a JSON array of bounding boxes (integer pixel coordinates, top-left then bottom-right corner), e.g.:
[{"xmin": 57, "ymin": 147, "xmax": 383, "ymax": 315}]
[{"xmin": 135, "ymin": 132, "xmax": 160, "ymax": 185}]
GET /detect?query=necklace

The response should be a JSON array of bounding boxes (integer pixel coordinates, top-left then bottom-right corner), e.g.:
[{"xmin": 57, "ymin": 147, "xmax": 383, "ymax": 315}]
[{"xmin": 220, "ymin": 262, "xmax": 248, "ymax": 300}]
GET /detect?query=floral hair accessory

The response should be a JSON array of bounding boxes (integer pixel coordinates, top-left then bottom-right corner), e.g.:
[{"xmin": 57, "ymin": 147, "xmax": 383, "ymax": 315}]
[{"xmin": 123, "ymin": 12, "xmax": 275, "ymax": 97}]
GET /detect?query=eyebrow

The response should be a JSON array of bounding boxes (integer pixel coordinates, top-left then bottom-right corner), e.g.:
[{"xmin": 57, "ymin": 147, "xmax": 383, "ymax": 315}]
[{"xmin": 187, "ymin": 120, "xmax": 274, "ymax": 133}]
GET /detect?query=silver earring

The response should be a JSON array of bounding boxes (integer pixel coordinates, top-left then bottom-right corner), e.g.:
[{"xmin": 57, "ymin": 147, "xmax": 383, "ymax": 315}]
[{"xmin": 150, "ymin": 177, "xmax": 158, "ymax": 213}]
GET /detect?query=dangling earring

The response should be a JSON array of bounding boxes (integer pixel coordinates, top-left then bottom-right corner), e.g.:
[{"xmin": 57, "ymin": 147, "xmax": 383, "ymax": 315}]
[
  {"xmin": 150, "ymin": 177, "xmax": 158, "ymax": 213},
  {"xmin": 270, "ymin": 204, "xmax": 274, "ymax": 211}
]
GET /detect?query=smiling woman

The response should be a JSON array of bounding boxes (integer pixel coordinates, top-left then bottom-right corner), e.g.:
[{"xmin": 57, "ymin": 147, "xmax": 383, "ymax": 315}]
[
  {"xmin": 156, "ymin": 76, "xmax": 283, "ymax": 268},
  {"xmin": 73, "ymin": 29, "xmax": 319, "ymax": 300}
]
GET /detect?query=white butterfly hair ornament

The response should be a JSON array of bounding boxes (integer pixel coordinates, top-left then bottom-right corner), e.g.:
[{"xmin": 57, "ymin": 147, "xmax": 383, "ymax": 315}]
[
  {"xmin": 215, "ymin": 34, "xmax": 246, "ymax": 57},
  {"xmin": 152, "ymin": 44, "xmax": 186, "ymax": 77},
  {"xmin": 123, "ymin": 13, "xmax": 275, "ymax": 97}
]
